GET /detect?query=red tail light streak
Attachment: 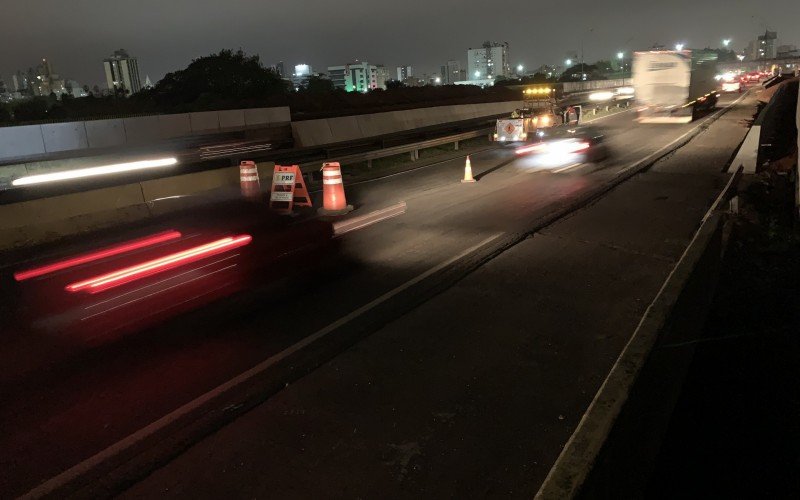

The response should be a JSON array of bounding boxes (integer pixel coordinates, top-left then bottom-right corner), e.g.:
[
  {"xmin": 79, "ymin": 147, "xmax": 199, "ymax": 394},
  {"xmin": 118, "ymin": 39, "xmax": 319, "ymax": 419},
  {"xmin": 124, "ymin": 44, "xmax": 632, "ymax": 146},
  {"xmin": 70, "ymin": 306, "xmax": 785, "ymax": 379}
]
[
  {"xmin": 14, "ymin": 230, "xmax": 183, "ymax": 282},
  {"xmin": 65, "ymin": 235, "xmax": 252, "ymax": 294}
]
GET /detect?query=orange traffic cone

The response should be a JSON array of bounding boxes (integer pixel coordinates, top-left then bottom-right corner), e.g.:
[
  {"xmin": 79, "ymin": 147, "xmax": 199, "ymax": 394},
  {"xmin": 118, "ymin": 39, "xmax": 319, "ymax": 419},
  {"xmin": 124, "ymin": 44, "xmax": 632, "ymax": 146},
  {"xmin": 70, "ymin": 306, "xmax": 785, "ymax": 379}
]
[
  {"xmin": 318, "ymin": 162, "xmax": 354, "ymax": 216},
  {"xmin": 461, "ymin": 155, "xmax": 476, "ymax": 183},
  {"xmin": 239, "ymin": 160, "xmax": 261, "ymax": 201}
]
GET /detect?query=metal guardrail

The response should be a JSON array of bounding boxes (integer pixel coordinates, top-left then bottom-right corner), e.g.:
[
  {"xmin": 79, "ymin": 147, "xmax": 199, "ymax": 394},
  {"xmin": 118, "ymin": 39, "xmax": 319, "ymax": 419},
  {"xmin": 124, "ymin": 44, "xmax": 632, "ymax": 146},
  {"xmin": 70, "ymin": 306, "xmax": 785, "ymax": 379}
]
[{"xmin": 303, "ymin": 128, "xmax": 492, "ymax": 170}]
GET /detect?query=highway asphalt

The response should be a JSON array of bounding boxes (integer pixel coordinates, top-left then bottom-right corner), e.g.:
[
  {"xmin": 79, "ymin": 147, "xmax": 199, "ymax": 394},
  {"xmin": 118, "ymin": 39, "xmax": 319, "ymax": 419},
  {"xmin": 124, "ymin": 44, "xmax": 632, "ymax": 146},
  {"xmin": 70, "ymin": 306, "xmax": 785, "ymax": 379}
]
[{"xmin": 0, "ymin": 93, "xmax": 755, "ymax": 497}]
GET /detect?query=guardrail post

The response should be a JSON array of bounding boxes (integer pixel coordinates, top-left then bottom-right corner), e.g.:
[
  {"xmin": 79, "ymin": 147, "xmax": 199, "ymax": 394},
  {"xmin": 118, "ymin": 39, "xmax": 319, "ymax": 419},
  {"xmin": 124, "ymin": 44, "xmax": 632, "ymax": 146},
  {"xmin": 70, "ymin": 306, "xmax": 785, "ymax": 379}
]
[
  {"xmin": 367, "ymin": 159, "xmax": 373, "ymax": 169},
  {"xmin": 410, "ymin": 149, "xmax": 419, "ymax": 161},
  {"xmin": 454, "ymin": 140, "xmax": 460, "ymax": 151}
]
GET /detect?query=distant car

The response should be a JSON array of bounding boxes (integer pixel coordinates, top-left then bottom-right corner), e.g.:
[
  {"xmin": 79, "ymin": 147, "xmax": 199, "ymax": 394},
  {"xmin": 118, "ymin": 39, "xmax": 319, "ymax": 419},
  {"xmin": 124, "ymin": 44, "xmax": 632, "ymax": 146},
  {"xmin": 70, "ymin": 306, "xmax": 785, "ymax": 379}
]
[
  {"xmin": 515, "ymin": 125, "xmax": 610, "ymax": 167},
  {"xmin": 721, "ymin": 78, "xmax": 744, "ymax": 93}
]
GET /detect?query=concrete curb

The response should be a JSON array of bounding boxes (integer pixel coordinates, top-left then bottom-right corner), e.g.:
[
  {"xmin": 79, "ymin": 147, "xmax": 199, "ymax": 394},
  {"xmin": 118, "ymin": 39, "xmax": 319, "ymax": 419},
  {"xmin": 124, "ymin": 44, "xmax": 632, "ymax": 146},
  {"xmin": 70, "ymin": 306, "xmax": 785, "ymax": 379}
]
[
  {"xmin": 534, "ymin": 212, "xmax": 725, "ymax": 499},
  {"xmin": 533, "ymin": 151, "xmax": 749, "ymax": 499}
]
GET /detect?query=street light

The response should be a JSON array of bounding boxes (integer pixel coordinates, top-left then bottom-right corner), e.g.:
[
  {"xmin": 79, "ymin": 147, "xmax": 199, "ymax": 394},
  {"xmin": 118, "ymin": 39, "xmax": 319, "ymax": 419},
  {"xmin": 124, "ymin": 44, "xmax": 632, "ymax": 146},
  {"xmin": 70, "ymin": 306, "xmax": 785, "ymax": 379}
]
[
  {"xmin": 617, "ymin": 52, "xmax": 624, "ymax": 60},
  {"xmin": 723, "ymin": 39, "xmax": 731, "ymax": 47},
  {"xmin": 565, "ymin": 59, "xmax": 573, "ymax": 66},
  {"xmin": 675, "ymin": 43, "xmax": 685, "ymax": 51},
  {"xmin": 434, "ymin": 76, "xmax": 441, "ymax": 84},
  {"xmin": 517, "ymin": 64, "xmax": 524, "ymax": 73},
  {"xmin": 474, "ymin": 70, "xmax": 481, "ymax": 78}
]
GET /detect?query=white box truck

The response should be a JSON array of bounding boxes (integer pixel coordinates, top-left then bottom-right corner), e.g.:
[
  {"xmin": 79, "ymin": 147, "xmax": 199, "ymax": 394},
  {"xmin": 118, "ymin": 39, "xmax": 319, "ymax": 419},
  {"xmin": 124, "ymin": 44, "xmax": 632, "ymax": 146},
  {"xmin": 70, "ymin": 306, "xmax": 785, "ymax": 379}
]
[{"xmin": 633, "ymin": 50, "xmax": 719, "ymax": 123}]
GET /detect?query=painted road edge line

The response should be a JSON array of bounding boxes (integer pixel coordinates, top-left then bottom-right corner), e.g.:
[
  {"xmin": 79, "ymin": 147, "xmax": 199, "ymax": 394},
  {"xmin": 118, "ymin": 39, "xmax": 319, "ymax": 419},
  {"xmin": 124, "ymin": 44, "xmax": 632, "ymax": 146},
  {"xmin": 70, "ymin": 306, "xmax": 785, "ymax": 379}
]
[
  {"xmin": 617, "ymin": 91, "xmax": 751, "ymax": 178},
  {"xmin": 534, "ymin": 101, "xmax": 750, "ymax": 500},
  {"xmin": 332, "ymin": 201, "xmax": 407, "ymax": 237},
  {"xmin": 21, "ymin": 231, "xmax": 504, "ymax": 500},
  {"xmin": 534, "ymin": 214, "xmax": 726, "ymax": 499}
]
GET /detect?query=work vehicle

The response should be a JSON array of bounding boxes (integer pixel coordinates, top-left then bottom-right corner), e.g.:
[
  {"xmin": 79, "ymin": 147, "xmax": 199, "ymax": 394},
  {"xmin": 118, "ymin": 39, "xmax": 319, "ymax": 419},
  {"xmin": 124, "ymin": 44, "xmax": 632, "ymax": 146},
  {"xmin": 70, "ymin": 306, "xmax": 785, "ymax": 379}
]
[
  {"xmin": 633, "ymin": 49, "xmax": 719, "ymax": 123},
  {"xmin": 493, "ymin": 85, "xmax": 562, "ymax": 142}
]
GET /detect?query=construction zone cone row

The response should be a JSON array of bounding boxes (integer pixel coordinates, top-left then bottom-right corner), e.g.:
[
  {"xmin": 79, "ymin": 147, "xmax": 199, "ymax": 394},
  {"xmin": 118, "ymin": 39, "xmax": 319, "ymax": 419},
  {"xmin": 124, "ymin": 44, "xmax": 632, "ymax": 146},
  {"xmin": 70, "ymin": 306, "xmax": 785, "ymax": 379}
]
[
  {"xmin": 318, "ymin": 162, "xmax": 353, "ymax": 216},
  {"xmin": 461, "ymin": 155, "xmax": 476, "ymax": 183},
  {"xmin": 239, "ymin": 160, "xmax": 261, "ymax": 200}
]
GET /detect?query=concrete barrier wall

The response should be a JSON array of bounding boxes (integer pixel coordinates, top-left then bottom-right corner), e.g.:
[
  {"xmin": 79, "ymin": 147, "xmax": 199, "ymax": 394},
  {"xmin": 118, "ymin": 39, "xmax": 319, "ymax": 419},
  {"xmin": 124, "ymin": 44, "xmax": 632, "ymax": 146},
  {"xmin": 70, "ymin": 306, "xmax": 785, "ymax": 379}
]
[
  {"xmin": 292, "ymin": 100, "xmax": 523, "ymax": 148},
  {"xmin": 0, "ymin": 161, "xmax": 274, "ymax": 251},
  {"xmin": 0, "ymin": 106, "xmax": 290, "ymax": 162},
  {"xmin": 0, "ymin": 125, "xmax": 46, "ymax": 158},
  {"xmin": 536, "ymin": 214, "xmax": 727, "ymax": 499}
]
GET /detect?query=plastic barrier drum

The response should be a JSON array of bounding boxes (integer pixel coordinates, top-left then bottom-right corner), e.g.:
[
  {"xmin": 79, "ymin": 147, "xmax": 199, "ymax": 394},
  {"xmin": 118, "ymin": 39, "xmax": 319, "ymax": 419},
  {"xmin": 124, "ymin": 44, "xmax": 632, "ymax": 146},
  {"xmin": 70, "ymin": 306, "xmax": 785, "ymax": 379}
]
[
  {"xmin": 318, "ymin": 162, "xmax": 353, "ymax": 216},
  {"xmin": 239, "ymin": 160, "xmax": 261, "ymax": 201}
]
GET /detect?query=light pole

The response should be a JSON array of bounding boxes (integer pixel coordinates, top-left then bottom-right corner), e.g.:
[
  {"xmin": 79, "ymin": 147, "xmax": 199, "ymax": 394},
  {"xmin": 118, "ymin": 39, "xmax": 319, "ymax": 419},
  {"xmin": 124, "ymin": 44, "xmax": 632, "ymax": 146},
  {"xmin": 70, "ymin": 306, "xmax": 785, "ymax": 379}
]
[{"xmin": 617, "ymin": 52, "xmax": 626, "ymax": 78}]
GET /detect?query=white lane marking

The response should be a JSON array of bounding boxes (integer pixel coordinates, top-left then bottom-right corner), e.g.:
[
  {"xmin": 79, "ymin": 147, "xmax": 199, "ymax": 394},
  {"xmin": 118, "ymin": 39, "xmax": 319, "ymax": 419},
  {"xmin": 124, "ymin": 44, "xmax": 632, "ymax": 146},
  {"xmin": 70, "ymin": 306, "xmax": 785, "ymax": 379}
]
[
  {"xmin": 332, "ymin": 202, "xmax": 407, "ymax": 237},
  {"xmin": 617, "ymin": 92, "xmax": 750, "ymax": 177},
  {"xmin": 81, "ymin": 264, "xmax": 238, "ymax": 321},
  {"xmin": 22, "ymin": 231, "xmax": 504, "ymax": 499},
  {"xmin": 84, "ymin": 254, "xmax": 240, "ymax": 310},
  {"xmin": 552, "ymin": 162, "xmax": 584, "ymax": 174},
  {"xmin": 580, "ymin": 107, "xmax": 635, "ymax": 124}
]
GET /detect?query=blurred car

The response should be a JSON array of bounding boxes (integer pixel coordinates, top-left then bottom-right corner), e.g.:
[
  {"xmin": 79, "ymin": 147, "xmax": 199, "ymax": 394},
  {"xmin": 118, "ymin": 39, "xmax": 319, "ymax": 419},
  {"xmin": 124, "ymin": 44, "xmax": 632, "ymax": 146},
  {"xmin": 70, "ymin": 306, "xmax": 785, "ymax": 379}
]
[
  {"xmin": 514, "ymin": 126, "xmax": 610, "ymax": 169},
  {"xmin": 721, "ymin": 77, "xmax": 744, "ymax": 93}
]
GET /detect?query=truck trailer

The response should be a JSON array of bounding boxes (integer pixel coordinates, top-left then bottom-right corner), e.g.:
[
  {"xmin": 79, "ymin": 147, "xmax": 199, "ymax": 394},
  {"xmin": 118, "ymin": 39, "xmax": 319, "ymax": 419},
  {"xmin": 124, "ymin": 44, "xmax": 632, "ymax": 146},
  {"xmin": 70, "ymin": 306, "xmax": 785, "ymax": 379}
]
[{"xmin": 633, "ymin": 49, "xmax": 719, "ymax": 123}]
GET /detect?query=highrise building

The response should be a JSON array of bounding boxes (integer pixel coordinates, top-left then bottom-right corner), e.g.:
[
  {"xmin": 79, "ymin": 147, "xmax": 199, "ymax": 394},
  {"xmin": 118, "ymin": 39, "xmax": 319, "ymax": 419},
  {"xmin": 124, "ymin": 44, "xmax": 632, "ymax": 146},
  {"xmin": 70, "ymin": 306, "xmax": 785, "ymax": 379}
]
[
  {"xmin": 440, "ymin": 60, "xmax": 462, "ymax": 84},
  {"xmin": 777, "ymin": 44, "xmax": 799, "ymax": 58},
  {"xmin": 103, "ymin": 49, "xmax": 142, "ymax": 95},
  {"xmin": 292, "ymin": 64, "xmax": 314, "ymax": 89},
  {"xmin": 467, "ymin": 42, "xmax": 510, "ymax": 81},
  {"xmin": 29, "ymin": 58, "xmax": 66, "ymax": 97},
  {"xmin": 327, "ymin": 62, "xmax": 387, "ymax": 92},
  {"xmin": 396, "ymin": 65, "xmax": 413, "ymax": 81},
  {"xmin": 757, "ymin": 30, "xmax": 779, "ymax": 59}
]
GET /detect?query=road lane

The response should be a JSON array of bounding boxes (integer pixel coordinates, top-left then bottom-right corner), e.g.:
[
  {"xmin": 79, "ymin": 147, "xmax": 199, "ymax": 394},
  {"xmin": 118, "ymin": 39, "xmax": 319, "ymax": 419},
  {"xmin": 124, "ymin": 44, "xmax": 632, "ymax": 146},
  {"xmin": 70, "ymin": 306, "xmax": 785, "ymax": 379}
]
[
  {"xmin": 0, "ymin": 95, "xmax": 746, "ymax": 497},
  {"xmin": 122, "ymin": 92, "xmax": 757, "ymax": 499}
]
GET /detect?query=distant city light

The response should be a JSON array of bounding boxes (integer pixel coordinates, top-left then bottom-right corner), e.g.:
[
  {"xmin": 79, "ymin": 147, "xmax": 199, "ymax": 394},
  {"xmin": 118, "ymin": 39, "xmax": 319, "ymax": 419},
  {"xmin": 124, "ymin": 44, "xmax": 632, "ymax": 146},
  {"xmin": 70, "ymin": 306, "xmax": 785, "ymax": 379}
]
[
  {"xmin": 565, "ymin": 59, "xmax": 573, "ymax": 66},
  {"xmin": 517, "ymin": 64, "xmax": 524, "ymax": 73},
  {"xmin": 474, "ymin": 70, "xmax": 481, "ymax": 78},
  {"xmin": 675, "ymin": 43, "xmax": 685, "ymax": 51},
  {"xmin": 434, "ymin": 76, "xmax": 441, "ymax": 84},
  {"xmin": 617, "ymin": 52, "xmax": 624, "ymax": 60},
  {"xmin": 737, "ymin": 54, "xmax": 746, "ymax": 61}
]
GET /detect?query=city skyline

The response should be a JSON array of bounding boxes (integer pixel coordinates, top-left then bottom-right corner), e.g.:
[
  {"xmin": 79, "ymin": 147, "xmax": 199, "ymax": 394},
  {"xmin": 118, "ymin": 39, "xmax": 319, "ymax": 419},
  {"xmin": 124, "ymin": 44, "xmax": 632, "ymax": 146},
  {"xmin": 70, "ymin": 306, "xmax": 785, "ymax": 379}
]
[{"xmin": 1, "ymin": 0, "xmax": 798, "ymax": 88}]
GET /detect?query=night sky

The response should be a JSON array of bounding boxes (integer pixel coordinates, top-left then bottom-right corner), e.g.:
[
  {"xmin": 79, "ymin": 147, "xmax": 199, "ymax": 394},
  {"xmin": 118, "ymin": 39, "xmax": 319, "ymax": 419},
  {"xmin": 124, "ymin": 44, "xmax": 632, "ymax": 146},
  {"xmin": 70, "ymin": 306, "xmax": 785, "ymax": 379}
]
[{"xmin": 1, "ymin": 0, "xmax": 798, "ymax": 87}]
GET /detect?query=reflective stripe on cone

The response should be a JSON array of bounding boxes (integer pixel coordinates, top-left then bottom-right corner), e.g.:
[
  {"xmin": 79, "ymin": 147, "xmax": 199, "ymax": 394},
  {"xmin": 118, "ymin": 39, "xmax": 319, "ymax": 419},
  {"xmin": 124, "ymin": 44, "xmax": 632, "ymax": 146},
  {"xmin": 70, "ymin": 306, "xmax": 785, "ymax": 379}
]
[{"xmin": 318, "ymin": 162, "xmax": 353, "ymax": 216}]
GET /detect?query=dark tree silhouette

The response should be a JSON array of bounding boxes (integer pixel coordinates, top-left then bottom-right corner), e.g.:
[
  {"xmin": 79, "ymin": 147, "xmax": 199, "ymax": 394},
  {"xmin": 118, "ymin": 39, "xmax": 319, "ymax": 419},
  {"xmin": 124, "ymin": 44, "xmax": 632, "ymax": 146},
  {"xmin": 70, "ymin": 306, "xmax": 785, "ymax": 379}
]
[
  {"xmin": 143, "ymin": 49, "xmax": 287, "ymax": 111},
  {"xmin": 302, "ymin": 75, "xmax": 335, "ymax": 94},
  {"xmin": 385, "ymin": 79, "xmax": 406, "ymax": 90}
]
